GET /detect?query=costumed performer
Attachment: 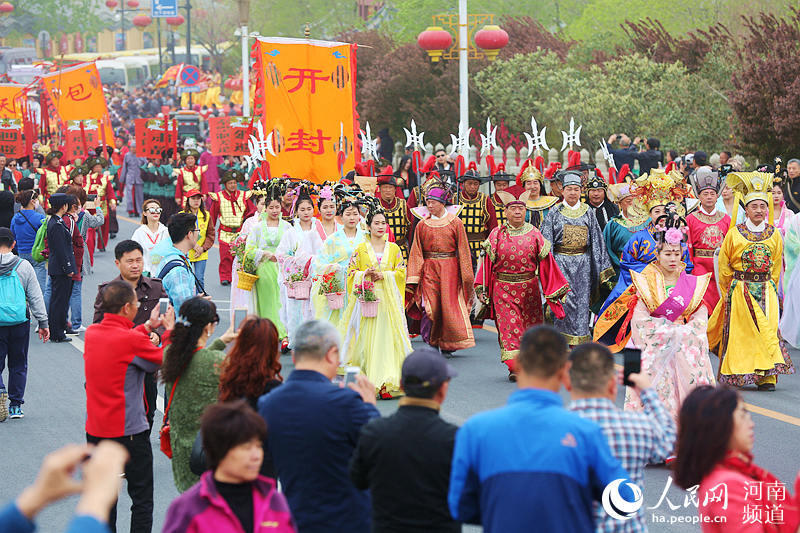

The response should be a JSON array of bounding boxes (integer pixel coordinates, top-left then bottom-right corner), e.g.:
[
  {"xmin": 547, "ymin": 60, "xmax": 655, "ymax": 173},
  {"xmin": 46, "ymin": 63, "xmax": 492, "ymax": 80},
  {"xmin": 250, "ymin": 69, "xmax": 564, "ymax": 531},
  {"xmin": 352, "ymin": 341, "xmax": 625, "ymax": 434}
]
[
  {"xmin": 600, "ymin": 169, "xmax": 693, "ymax": 313},
  {"xmin": 780, "ymin": 212, "xmax": 800, "ymax": 349},
  {"xmin": 540, "ymin": 168, "xmax": 614, "ymax": 346},
  {"xmin": 708, "ymin": 171, "xmax": 794, "ymax": 390},
  {"xmin": 245, "ymin": 179, "xmax": 291, "ymax": 339},
  {"xmin": 406, "ymin": 179, "xmax": 475, "ymax": 355},
  {"xmin": 685, "ymin": 167, "xmax": 730, "ymax": 313},
  {"xmin": 311, "ymin": 188, "xmax": 365, "ymax": 325},
  {"xmin": 208, "ymin": 168, "xmax": 255, "ymax": 286},
  {"xmin": 594, "ymin": 217, "xmax": 715, "ymax": 419},
  {"xmin": 276, "ymin": 183, "xmax": 324, "ymax": 348},
  {"xmin": 340, "ymin": 207, "xmax": 411, "ymax": 399},
  {"xmin": 603, "ymin": 183, "xmax": 648, "ymax": 284},
  {"xmin": 475, "ymin": 185, "xmax": 569, "ymax": 381}
]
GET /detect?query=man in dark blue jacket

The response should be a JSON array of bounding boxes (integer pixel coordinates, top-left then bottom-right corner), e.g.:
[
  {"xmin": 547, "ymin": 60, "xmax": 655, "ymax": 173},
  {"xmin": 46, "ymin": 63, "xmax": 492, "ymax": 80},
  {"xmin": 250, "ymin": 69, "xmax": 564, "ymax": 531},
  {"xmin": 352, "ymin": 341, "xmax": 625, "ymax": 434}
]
[
  {"xmin": 258, "ymin": 320, "xmax": 379, "ymax": 533},
  {"xmin": 448, "ymin": 325, "xmax": 633, "ymax": 533}
]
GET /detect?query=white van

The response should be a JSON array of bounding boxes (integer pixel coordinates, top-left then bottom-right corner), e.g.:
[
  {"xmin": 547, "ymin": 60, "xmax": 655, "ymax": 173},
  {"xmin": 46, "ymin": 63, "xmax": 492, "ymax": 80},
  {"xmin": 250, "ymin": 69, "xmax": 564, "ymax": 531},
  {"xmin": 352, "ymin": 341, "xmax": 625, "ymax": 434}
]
[{"xmin": 96, "ymin": 59, "xmax": 146, "ymax": 90}]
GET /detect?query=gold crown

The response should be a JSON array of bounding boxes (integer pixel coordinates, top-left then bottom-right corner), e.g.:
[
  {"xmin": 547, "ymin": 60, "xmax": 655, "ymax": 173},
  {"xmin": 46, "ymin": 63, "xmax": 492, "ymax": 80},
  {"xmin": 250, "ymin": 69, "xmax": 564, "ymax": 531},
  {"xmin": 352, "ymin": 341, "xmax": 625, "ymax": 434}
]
[
  {"xmin": 632, "ymin": 169, "xmax": 685, "ymax": 211},
  {"xmin": 725, "ymin": 171, "xmax": 773, "ymax": 205},
  {"xmin": 520, "ymin": 165, "xmax": 543, "ymax": 184}
]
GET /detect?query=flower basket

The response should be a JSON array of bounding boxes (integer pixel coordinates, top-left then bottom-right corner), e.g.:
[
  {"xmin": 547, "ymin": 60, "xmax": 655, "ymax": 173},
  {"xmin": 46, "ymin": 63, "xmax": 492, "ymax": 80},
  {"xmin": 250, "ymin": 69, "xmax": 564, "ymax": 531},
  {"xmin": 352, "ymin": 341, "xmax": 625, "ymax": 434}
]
[
  {"xmin": 359, "ymin": 298, "xmax": 380, "ymax": 317},
  {"xmin": 326, "ymin": 291, "xmax": 345, "ymax": 309},
  {"xmin": 291, "ymin": 279, "xmax": 312, "ymax": 300},
  {"xmin": 286, "ymin": 282, "xmax": 296, "ymax": 298},
  {"xmin": 237, "ymin": 271, "xmax": 259, "ymax": 291}
]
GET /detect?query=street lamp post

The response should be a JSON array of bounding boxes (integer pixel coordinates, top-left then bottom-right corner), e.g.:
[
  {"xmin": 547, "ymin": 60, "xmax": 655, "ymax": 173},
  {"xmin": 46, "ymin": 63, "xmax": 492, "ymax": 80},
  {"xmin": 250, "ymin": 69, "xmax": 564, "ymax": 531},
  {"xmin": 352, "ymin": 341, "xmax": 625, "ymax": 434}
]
[
  {"xmin": 457, "ymin": 0, "xmax": 467, "ymax": 135},
  {"xmin": 238, "ymin": 0, "xmax": 250, "ymax": 116},
  {"xmin": 417, "ymin": 3, "xmax": 507, "ymax": 156}
]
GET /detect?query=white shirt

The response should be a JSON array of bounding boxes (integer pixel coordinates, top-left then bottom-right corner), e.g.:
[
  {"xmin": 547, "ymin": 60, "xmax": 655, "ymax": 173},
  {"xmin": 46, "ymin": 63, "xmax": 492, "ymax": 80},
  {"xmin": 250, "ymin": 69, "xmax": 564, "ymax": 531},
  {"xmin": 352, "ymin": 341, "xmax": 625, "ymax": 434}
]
[
  {"xmin": 745, "ymin": 219, "xmax": 767, "ymax": 232},
  {"xmin": 131, "ymin": 223, "xmax": 169, "ymax": 275},
  {"xmin": 562, "ymin": 200, "xmax": 582, "ymax": 211},
  {"xmin": 699, "ymin": 205, "xmax": 717, "ymax": 216}
]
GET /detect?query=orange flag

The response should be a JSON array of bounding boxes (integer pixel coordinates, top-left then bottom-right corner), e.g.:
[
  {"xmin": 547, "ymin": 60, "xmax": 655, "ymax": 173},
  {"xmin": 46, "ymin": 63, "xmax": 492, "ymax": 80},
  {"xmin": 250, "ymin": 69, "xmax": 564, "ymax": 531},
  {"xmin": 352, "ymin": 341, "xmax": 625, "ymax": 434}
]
[
  {"xmin": 253, "ymin": 37, "xmax": 358, "ymax": 183},
  {"xmin": 40, "ymin": 62, "xmax": 114, "ymax": 141},
  {"xmin": 0, "ymin": 84, "xmax": 25, "ymax": 119}
]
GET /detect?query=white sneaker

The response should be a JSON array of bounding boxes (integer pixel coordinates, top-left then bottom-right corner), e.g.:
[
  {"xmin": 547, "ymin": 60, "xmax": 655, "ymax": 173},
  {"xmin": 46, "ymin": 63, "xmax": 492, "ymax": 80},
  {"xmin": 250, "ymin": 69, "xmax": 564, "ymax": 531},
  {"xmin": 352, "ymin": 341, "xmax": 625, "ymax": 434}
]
[
  {"xmin": 0, "ymin": 389, "xmax": 7, "ymax": 422},
  {"xmin": 66, "ymin": 326, "xmax": 86, "ymax": 335}
]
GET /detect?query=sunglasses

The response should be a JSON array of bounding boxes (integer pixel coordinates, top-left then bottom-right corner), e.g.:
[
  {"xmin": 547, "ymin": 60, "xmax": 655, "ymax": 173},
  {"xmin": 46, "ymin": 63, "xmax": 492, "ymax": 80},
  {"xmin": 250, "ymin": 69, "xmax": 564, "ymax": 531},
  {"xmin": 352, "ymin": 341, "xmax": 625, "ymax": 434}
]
[{"xmin": 146, "ymin": 207, "xmax": 163, "ymax": 214}]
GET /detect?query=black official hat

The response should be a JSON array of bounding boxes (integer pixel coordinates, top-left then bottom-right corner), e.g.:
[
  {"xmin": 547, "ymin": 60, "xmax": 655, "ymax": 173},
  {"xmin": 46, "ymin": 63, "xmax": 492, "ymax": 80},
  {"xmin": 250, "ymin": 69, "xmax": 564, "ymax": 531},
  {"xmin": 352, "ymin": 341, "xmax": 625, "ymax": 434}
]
[{"xmin": 401, "ymin": 347, "xmax": 458, "ymax": 396}]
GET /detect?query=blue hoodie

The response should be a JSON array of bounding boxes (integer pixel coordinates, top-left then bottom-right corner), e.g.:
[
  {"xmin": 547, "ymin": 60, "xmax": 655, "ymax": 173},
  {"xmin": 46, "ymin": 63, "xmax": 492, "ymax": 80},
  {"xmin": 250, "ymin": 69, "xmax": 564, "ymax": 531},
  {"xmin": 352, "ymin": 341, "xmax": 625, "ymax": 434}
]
[{"xmin": 10, "ymin": 210, "xmax": 46, "ymax": 254}]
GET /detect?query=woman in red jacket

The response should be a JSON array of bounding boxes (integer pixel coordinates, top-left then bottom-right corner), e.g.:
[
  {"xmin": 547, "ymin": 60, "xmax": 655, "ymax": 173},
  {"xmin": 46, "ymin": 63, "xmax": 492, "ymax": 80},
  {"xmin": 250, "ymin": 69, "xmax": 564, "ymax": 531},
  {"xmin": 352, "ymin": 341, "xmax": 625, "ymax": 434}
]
[{"xmin": 674, "ymin": 386, "xmax": 800, "ymax": 532}]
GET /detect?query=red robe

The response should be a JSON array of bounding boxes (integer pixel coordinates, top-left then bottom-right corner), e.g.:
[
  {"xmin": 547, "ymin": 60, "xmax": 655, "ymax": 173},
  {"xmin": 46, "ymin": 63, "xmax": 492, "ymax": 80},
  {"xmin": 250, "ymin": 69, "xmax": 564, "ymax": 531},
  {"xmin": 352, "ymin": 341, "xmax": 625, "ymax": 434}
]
[
  {"xmin": 686, "ymin": 209, "xmax": 730, "ymax": 312},
  {"xmin": 475, "ymin": 223, "xmax": 569, "ymax": 369},
  {"xmin": 406, "ymin": 212, "xmax": 475, "ymax": 351}
]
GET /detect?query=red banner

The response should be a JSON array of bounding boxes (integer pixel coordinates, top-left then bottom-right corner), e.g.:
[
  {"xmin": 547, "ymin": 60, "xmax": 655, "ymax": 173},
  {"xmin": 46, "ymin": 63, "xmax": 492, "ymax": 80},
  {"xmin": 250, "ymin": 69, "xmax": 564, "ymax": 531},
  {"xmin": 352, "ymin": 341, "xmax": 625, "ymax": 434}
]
[
  {"xmin": 64, "ymin": 119, "xmax": 99, "ymax": 161},
  {"xmin": 0, "ymin": 118, "xmax": 25, "ymax": 158},
  {"xmin": 135, "ymin": 118, "xmax": 177, "ymax": 159},
  {"xmin": 208, "ymin": 116, "xmax": 256, "ymax": 156}
]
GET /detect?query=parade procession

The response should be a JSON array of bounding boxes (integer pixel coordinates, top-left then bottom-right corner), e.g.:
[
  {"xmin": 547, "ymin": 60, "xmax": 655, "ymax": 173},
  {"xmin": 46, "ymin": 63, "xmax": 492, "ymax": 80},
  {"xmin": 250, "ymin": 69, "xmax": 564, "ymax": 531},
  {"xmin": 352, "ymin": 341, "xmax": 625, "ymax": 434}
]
[{"xmin": 3, "ymin": 2, "xmax": 800, "ymax": 533}]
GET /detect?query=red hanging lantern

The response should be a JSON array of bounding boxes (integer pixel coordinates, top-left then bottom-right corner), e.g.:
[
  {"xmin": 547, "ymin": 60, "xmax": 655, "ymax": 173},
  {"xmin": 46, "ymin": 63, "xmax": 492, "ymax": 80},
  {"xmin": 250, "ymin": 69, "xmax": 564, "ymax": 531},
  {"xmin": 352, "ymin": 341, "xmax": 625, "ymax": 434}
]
[
  {"xmin": 132, "ymin": 14, "xmax": 151, "ymax": 28},
  {"xmin": 474, "ymin": 24, "xmax": 509, "ymax": 61},
  {"xmin": 105, "ymin": 0, "xmax": 118, "ymax": 8},
  {"xmin": 0, "ymin": 2, "xmax": 14, "ymax": 14},
  {"xmin": 417, "ymin": 26, "xmax": 453, "ymax": 63},
  {"xmin": 126, "ymin": 0, "xmax": 139, "ymax": 7},
  {"xmin": 165, "ymin": 14, "xmax": 184, "ymax": 28}
]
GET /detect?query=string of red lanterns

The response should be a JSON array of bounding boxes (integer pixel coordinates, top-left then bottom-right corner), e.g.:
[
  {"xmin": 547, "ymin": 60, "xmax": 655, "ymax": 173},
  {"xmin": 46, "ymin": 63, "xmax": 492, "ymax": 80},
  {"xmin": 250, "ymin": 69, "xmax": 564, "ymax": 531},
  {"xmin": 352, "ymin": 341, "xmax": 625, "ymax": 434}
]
[{"xmin": 417, "ymin": 22, "xmax": 508, "ymax": 62}]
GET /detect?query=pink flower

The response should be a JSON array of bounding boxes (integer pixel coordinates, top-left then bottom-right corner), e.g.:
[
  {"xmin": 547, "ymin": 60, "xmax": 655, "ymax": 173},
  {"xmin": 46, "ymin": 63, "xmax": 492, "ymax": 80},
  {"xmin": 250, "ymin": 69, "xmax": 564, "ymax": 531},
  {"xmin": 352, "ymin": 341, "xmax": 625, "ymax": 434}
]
[{"xmin": 665, "ymin": 227, "xmax": 684, "ymax": 245}]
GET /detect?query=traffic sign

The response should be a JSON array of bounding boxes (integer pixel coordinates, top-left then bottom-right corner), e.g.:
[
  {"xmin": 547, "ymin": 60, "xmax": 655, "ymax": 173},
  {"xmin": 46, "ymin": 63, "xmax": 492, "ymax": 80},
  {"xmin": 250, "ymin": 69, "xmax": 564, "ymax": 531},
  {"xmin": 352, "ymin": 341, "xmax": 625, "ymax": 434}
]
[
  {"xmin": 180, "ymin": 65, "xmax": 201, "ymax": 86},
  {"xmin": 152, "ymin": 0, "xmax": 178, "ymax": 18}
]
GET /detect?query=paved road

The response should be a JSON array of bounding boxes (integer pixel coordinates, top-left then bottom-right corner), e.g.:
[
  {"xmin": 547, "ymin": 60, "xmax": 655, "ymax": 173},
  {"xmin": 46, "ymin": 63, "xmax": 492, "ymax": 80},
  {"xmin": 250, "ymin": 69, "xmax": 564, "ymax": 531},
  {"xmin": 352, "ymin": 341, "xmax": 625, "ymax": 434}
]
[{"xmin": 2, "ymin": 213, "xmax": 799, "ymax": 532}]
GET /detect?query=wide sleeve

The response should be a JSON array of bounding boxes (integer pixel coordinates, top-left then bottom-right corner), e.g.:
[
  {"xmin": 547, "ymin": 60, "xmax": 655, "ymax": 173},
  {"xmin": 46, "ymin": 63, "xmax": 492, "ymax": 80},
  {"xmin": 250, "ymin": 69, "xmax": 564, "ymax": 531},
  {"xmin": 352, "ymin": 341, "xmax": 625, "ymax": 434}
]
[
  {"xmin": 388, "ymin": 242, "xmax": 406, "ymax": 294},
  {"xmin": 588, "ymin": 212, "xmax": 615, "ymax": 289},
  {"xmin": 346, "ymin": 245, "xmax": 367, "ymax": 297},
  {"xmin": 602, "ymin": 221, "xmax": 621, "ymax": 271},
  {"xmin": 771, "ymin": 230, "xmax": 784, "ymax": 285},
  {"xmin": 537, "ymin": 236, "xmax": 570, "ymax": 318},
  {"xmin": 406, "ymin": 221, "xmax": 424, "ymax": 286},
  {"xmin": 453, "ymin": 218, "xmax": 475, "ymax": 304},
  {"xmin": 717, "ymin": 230, "xmax": 735, "ymax": 297}
]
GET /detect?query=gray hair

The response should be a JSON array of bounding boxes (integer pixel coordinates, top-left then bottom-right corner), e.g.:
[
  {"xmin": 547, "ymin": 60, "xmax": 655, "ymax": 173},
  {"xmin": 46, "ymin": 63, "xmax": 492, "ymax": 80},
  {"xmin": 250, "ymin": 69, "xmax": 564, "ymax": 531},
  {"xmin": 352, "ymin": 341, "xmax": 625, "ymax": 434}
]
[
  {"xmin": 293, "ymin": 320, "xmax": 340, "ymax": 361},
  {"xmin": 788, "ymin": 158, "xmax": 800, "ymax": 166}
]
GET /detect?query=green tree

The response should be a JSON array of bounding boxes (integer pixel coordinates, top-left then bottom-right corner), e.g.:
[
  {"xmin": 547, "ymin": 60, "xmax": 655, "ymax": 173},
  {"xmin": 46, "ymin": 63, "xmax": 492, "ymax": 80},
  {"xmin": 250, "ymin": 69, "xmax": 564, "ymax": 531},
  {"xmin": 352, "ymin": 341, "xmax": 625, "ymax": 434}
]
[
  {"xmin": 8, "ymin": 0, "xmax": 107, "ymax": 38},
  {"xmin": 475, "ymin": 50, "xmax": 731, "ymax": 154},
  {"xmin": 249, "ymin": 0, "xmax": 362, "ymax": 40}
]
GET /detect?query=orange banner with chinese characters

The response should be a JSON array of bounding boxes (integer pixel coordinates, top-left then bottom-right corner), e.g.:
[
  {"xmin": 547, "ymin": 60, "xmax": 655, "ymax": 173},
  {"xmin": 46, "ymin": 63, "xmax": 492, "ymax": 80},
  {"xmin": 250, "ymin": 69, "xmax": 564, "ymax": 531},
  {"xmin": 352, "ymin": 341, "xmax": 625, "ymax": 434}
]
[
  {"xmin": 40, "ymin": 62, "xmax": 114, "ymax": 141},
  {"xmin": 0, "ymin": 84, "xmax": 25, "ymax": 119},
  {"xmin": 253, "ymin": 37, "xmax": 358, "ymax": 183}
]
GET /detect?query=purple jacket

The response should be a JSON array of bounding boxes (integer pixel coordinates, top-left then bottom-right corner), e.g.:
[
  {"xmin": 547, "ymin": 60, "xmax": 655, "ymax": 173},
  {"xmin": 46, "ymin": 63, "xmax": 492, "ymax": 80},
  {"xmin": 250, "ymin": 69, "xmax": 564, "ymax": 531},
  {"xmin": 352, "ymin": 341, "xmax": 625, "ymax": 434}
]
[{"xmin": 163, "ymin": 472, "xmax": 296, "ymax": 533}]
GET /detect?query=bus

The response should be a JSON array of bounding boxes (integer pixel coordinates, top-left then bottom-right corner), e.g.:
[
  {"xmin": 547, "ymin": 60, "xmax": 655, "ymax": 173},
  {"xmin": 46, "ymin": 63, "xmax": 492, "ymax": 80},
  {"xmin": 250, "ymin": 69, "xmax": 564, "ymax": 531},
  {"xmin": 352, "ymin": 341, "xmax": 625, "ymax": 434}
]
[
  {"xmin": 96, "ymin": 59, "xmax": 147, "ymax": 90},
  {"xmin": 0, "ymin": 47, "xmax": 37, "ymax": 75}
]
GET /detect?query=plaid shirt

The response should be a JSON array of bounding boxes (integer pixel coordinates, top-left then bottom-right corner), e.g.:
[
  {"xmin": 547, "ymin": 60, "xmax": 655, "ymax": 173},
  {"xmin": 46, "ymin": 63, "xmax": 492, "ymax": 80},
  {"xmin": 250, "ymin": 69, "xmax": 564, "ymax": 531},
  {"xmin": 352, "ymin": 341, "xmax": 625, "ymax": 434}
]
[{"xmin": 569, "ymin": 388, "xmax": 676, "ymax": 533}]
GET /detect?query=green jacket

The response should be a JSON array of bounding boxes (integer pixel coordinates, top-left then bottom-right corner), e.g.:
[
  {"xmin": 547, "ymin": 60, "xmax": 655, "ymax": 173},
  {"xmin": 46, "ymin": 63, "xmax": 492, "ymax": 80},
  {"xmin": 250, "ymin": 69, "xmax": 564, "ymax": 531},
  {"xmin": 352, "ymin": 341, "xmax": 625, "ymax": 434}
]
[{"xmin": 164, "ymin": 338, "xmax": 226, "ymax": 492}]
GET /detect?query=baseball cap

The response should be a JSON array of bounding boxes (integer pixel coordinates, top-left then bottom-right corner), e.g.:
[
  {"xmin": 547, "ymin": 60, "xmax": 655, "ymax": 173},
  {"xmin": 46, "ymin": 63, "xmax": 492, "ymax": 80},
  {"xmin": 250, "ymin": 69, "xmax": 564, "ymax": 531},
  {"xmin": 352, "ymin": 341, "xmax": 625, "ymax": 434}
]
[
  {"xmin": 401, "ymin": 347, "xmax": 458, "ymax": 396},
  {"xmin": 694, "ymin": 150, "xmax": 708, "ymax": 166}
]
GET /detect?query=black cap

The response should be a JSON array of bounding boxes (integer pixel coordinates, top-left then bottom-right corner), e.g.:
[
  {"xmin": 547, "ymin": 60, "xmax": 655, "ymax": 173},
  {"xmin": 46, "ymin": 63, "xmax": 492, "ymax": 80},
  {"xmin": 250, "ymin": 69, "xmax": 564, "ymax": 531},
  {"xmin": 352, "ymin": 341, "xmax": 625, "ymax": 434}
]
[
  {"xmin": 0, "ymin": 227, "xmax": 14, "ymax": 244},
  {"xmin": 401, "ymin": 347, "xmax": 458, "ymax": 396},
  {"xmin": 18, "ymin": 177, "xmax": 35, "ymax": 191},
  {"xmin": 49, "ymin": 193, "xmax": 71, "ymax": 209}
]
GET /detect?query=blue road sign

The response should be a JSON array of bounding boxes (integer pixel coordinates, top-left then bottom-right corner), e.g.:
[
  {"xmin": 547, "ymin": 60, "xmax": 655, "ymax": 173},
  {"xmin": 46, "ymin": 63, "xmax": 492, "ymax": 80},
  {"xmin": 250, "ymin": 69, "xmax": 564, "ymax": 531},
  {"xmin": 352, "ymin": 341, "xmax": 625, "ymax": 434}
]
[
  {"xmin": 180, "ymin": 65, "xmax": 201, "ymax": 86},
  {"xmin": 152, "ymin": 0, "xmax": 178, "ymax": 18}
]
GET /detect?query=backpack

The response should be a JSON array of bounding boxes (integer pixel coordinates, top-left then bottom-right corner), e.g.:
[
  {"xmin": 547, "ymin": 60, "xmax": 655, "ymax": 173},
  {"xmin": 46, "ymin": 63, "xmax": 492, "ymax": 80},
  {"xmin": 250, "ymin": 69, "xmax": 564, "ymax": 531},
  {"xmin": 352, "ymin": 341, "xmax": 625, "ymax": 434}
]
[
  {"xmin": 157, "ymin": 257, "xmax": 206, "ymax": 295},
  {"xmin": 31, "ymin": 216, "xmax": 49, "ymax": 263},
  {"xmin": 0, "ymin": 258, "xmax": 27, "ymax": 326}
]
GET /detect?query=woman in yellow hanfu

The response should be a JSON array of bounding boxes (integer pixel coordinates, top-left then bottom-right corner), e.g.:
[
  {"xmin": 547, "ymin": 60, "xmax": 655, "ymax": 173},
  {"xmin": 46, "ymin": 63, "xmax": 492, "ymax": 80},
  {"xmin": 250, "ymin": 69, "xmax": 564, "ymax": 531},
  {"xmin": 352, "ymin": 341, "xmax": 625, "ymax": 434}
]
[
  {"xmin": 708, "ymin": 171, "xmax": 794, "ymax": 391},
  {"xmin": 339, "ymin": 207, "xmax": 412, "ymax": 399}
]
